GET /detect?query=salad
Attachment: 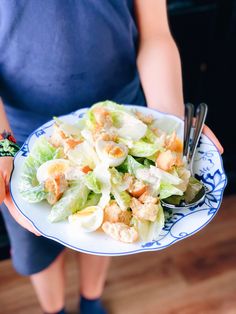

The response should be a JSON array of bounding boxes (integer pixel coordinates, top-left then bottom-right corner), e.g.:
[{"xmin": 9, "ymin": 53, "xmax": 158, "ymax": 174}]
[{"xmin": 19, "ymin": 101, "xmax": 202, "ymax": 243}]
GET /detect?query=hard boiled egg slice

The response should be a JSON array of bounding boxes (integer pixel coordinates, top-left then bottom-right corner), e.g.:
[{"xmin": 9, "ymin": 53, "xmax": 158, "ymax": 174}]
[
  {"xmin": 95, "ymin": 140, "xmax": 128, "ymax": 167},
  {"xmin": 68, "ymin": 206, "xmax": 104, "ymax": 232},
  {"xmin": 36, "ymin": 159, "xmax": 83, "ymax": 183}
]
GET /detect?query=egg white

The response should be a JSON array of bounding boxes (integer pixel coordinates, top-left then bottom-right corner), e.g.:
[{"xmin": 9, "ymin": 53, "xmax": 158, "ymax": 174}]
[
  {"xmin": 95, "ymin": 140, "xmax": 128, "ymax": 167},
  {"xmin": 68, "ymin": 206, "xmax": 104, "ymax": 232},
  {"xmin": 36, "ymin": 159, "xmax": 83, "ymax": 183}
]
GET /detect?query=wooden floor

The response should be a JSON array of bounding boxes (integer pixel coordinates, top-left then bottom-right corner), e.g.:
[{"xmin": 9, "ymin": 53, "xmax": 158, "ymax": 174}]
[{"xmin": 1, "ymin": 195, "xmax": 236, "ymax": 314}]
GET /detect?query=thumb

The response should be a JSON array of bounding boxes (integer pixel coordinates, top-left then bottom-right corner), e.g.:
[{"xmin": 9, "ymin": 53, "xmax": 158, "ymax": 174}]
[{"xmin": 4, "ymin": 192, "xmax": 41, "ymax": 236}]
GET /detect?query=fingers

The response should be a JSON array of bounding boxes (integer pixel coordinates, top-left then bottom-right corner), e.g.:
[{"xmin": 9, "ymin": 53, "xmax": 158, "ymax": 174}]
[
  {"xmin": 4, "ymin": 193, "xmax": 41, "ymax": 236},
  {"xmin": 203, "ymin": 125, "xmax": 224, "ymax": 155},
  {"xmin": 1, "ymin": 157, "xmax": 40, "ymax": 236},
  {"xmin": 2, "ymin": 156, "xmax": 13, "ymax": 185}
]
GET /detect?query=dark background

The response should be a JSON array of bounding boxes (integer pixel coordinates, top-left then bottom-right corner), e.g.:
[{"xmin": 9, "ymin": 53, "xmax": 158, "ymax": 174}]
[{"xmin": 0, "ymin": 0, "xmax": 235, "ymax": 260}]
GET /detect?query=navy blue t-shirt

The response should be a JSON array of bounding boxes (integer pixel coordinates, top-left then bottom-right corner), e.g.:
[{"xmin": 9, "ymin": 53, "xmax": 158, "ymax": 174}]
[{"xmin": 0, "ymin": 0, "xmax": 146, "ymax": 143}]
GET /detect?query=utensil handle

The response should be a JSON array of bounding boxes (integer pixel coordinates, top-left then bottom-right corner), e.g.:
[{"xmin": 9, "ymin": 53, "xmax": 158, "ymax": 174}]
[
  {"xmin": 188, "ymin": 103, "xmax": 208, "ymax": 167},
  {"xmin": 183, "ymin": 103, "xmax": 194, "ymax": 160}
]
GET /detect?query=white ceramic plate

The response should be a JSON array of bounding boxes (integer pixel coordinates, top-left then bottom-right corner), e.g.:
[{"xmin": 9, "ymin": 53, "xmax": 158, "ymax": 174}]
[{"xmin": 10, "ymin": 106, "xmax": 227, "ymax": 256}]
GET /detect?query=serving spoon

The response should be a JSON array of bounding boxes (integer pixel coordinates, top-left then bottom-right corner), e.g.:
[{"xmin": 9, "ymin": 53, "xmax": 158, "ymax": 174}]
[{"xmin": 161, "ymin": 103, "xmax": 208, "ymax": 209}]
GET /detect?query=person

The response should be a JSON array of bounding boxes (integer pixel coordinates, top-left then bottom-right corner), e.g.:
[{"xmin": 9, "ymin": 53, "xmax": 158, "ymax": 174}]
[{"xmin": 0, "ymin": 1, "xmax": 223, "ymax": 314}]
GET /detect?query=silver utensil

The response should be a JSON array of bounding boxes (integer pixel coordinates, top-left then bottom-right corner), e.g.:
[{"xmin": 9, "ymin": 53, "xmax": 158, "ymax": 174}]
[{"xmin": 161, "ymin": 103, "xmax": 208, "ymax": 209}]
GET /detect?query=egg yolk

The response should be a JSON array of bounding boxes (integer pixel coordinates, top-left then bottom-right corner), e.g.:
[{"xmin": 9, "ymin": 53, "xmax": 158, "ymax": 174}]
[
  {"xmin": 74, "ymin": 207, "xmax": 96, "ymax": 217},
  {"xmin": 105, "ymin": 144, "xmax": 124, "ymax": 158},
  {"xmin": 48, "ymin": 163, "xmax": 68, "ymax": 176}
]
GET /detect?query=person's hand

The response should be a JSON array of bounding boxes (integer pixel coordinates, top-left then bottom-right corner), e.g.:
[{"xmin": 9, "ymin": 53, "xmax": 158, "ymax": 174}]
[
  {"xmin": 203, "ymin": 125, "xmax": 224, "ymax": 155},
  {"xmin": 0, "ymin": 157, "xmax": 40, "ymax": 236}
]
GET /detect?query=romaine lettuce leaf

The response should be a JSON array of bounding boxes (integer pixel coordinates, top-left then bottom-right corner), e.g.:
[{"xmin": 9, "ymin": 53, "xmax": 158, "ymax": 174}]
[
  {"xmin": 84, "ymin": 171, "xmax": 101, "ymax": 194},
  {"xmin": 129, "ymin": 140, "xmax": 159, "ymax": 158},
  {"xmin": 19, "ymin": 184, "xmax": 47, "ymax": 203},
  {"xmin": 19, "ymin": 136, "xmax": 61, "ymax": 203},
  {"xmin": 93, "ymin": 163, "xmax": 111, "ymax": 209},
  {"xmin": 84, "ymin": 192, "xmax": 101, "ymax": 207},
  {"xmin": 109, "ymin": 167, "xmax": 131, "ymax": 211},
  {"xmin": 111, "ymin": 188, "xmax": 131, "ymax": 211},
  {"xmin": 184, "ymin": 176, "xmax": 203, "ymax": 203},
  {"xmin": 159, "ymin": 182, "xmax": 183, "ymax": 200},
  {"xmin": 90, "ymin": 101, "xmax": 147, "ymax": 141},
  {"xmin": 132, "ymin": 203, "xmax": 164, "ymax": 242},
  {"xmin": 150, "ymin": 116, "xmax": 182, "ymax": 135},
  {"xmin": 125, "ymin": 155, "xmax": 146, "ymax": 176},
  {"xmin": 67, "ymin": 141, "xmax": 99, "ymax": 169},
  {"xmin": 48, "ymin": 181, "xmax": 89, "ymax": 222},
  {"xmin": 162, "ymin": 177, "xmax": 203, "ymax": 205}
]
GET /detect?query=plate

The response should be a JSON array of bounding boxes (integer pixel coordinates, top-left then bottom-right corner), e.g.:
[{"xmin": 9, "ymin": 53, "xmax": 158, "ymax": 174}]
[{"xmin": 10, "ymin": 106, "xmax": 227, "ymax": 256}]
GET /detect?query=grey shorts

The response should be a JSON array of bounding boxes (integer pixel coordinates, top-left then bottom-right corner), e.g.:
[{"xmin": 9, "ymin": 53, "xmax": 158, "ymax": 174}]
[{"xmin": 1, "ymin": 202, "xmax": 65, "ymax": 276}]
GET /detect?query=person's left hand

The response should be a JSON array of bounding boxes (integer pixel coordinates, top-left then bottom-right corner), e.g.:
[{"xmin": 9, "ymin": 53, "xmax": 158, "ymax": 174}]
[{"xmin": 203, "ymin": 124, "xmax": 224, "ymax": 154}]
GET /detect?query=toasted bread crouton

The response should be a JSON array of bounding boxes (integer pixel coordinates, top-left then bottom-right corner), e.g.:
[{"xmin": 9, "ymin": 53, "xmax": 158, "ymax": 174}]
[
  {"xmin": 166, "ymin": 131, "xmax": 183, "ymax": 153},
  {"xmin": 135, "ymin": 111, "xmax": 153, "ymax": 124},
  {"xmin": 104, "ymin": 201, "xmax": 132, "ymax": 225},
  {"xmin": 95, "ymin": 131, "xmax": 117, "ymax": 142},
  {"xmin": 130, "ymin": 198, "xmax": 158, "ymax": 222},
  {"xmin": 123, "ymin": 173, "xmax": 134, "ymax": 187},
  {"xmin": 50, "ymin": 124, "xmax": 67, "ymax": 147},
  {"xmin": 63, "ymin": 138, "xmax": 83, "ymax": 152},
  {"xmin": 102, "ymin": 222, "xmax": 138, "ymax": 243},
  {"xmin": 156, "ymin": 150, "xmax": 177, "ymax": 171},
  {"xmin": 93, "ymin": 107, "xmax": 113, "ymax": 127},
  {"xmin": 45, "ymin": 174, "xmax": 68, "ymax": 205},
  {"xmin": 127, "ymin": 176, "xmax": 147, "ymax": 198},
  {"xmin": 138, "ymin": 190, "xmax": 158, "ymax": 204}
]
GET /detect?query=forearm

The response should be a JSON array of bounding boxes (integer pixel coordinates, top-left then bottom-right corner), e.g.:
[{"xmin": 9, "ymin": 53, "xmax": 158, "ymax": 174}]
[
  {"xmin": 137, "ymin": 35, "xmax": 184, "ymax": 118},
  {"xmin": 0, "ymin": 98, "xmax": 12, "ymax": 132}
]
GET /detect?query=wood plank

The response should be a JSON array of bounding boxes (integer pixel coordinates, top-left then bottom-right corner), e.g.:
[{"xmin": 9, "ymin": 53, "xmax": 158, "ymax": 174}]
[{"xmin": 0, "ymin": 196, "xmax": 236, "ymax": 314}]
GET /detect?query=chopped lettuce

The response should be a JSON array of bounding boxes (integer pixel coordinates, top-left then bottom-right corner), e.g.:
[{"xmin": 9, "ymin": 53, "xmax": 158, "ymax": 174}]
[
  {"xmin": 89, "ymin": 101, "xmax": 147, "ymax": 141},
  {"xmin": 19, "ymin": 136, "xmax": 61, "ymax": 203},
  {"xmin": 128, "ymin": 127, "xmax": 165, "ymax": 158},
  {"xmin": 150, "ymin": 116, "xmax": 182, "ymax": 135},
  {"xmin": 125, "ymin": 155, "xmax": 146, "ymax": 176},
  {"xmin": 110, "ymin": 168, "xmax": 131, "ymax": 210},
  {"xmin": 19, "ymin": 184, "xmax": 47, "ymax": 203},
  {"xmin": 149, "ymin": 166, "xmax": 183, "ymax": 185},
  {"xmin": 85, "ymin": 110, "xmax": 97, "ymax": 130},
  {"xmin": 129, "ymin": 140, "xmax": 160, "ymax": 158},
  {"xmin": 53, "ymin": 117, "xmax": 82, "ymax": 138},
  {"xmin": 113, "ymin": 111, "xmax": 147, "ymax": 141},
  {"xmin": 162, "ymin": 176, "xmax": 203, "ymax": 205},
  {"xmin": 111, "ymin": 189, "xmax": 131, "ymax": 211},
  {"xmin": 110, "ymin": 167, "xmax": 129, "ymax": 191},
  {"xmin": 84, "ymin": 171, "xmax": 101, "ymax": 194},
  {"xmin": 84, "ymin": 192, "xmax": 101, "ymax": 207},
  {"xmin": 93, "ymin": 163, "xmax": 111, "ymax": 209},
  {"xmin": 30, "ymin": 136, "xmax": 61, "ymax": 165},
  {"xmin": 67, "ymin": 141, "xmax": 99, "ymax": 169},
  {"xmin": 184, "ymin": 176, "xmax": 204, "ymax": 203},
  {"xmin": 132, "ymin": 203, "xmax": 165, "ymax": 242},
  {"xmin": 92, "ymin": 100, "xmax": 126, "ymax": 112},
  {"xmin": 159, "ymin": 182, "xmax": 183, "ymax": 200},
  {"xmin": 48, "ymin": 181, "xmax": 89, "ymax": 222}
]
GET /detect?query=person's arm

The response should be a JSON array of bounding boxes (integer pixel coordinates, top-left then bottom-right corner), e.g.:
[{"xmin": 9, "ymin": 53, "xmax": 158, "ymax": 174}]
[
  {"xmin": 0, "ymin": 98, "xmax": 39, "ymax": 235},
  {"xmin": 135, "ymin": 0, "xmax": 223, "ymax": 153},
  {"xmin": 0, "ymin": 99, "xmax": 13, "ymax": 203},
  {"xmin": 135, "ymin": 0, "xmax": 183, "ymax": 117}
]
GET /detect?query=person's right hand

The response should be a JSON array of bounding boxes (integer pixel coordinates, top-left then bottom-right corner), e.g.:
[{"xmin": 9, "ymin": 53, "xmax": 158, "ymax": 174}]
[{"xmin": 0, "ymin": 157, "xmax": 40, "ymax": 236}]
